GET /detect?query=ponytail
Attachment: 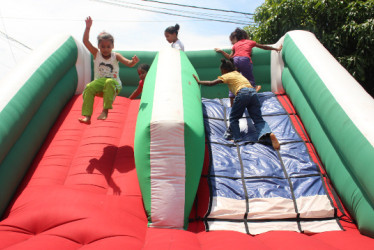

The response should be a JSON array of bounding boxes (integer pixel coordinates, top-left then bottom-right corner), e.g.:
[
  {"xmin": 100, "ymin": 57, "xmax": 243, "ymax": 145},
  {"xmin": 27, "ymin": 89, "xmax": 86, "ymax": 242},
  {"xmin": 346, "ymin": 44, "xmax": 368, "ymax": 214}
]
[{"xmin": 165, "ymin": 24, "xmax": 180, "ymax": 35}]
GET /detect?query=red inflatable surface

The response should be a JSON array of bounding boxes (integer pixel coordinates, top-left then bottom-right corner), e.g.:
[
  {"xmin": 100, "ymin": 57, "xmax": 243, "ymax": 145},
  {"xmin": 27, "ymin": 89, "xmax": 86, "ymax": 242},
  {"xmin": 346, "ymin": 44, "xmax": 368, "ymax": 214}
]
[{"xmin": 0, "ymin": 95, "xmax": 373, "ymax": 249}]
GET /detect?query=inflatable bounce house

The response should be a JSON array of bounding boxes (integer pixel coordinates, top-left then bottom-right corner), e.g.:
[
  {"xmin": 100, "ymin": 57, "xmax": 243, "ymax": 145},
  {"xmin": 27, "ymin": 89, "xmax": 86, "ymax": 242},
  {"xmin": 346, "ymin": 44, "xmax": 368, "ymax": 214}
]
[{"xmin": 1, "ymin": 30, "xmax": 374, "ymax": 249}]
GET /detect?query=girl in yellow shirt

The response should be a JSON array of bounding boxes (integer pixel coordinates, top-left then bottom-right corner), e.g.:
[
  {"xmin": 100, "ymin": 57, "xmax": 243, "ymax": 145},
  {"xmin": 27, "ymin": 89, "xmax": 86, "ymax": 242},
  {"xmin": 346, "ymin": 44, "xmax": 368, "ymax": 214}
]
[{"xmin": 193, "ymin": 59, "xmax": 280, "ymax": 150}]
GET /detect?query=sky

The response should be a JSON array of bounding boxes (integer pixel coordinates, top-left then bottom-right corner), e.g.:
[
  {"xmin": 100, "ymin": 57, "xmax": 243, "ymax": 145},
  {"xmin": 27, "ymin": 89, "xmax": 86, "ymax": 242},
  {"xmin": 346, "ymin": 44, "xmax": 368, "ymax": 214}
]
[{"xmin": 0, "ymin": 0, "xmax": 265, "ymax": 79}]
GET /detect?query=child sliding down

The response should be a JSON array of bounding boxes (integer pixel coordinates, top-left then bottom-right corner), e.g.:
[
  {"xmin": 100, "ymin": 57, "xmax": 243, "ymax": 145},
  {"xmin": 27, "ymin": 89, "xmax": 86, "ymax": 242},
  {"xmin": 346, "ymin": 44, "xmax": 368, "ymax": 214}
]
[
  {"xmin": 193, "ymin": 59, "xmax": 280, "ymax": 150},
  {"xmin": 79, "ymin": 16, "xmax": 139, "ymax": 124}
]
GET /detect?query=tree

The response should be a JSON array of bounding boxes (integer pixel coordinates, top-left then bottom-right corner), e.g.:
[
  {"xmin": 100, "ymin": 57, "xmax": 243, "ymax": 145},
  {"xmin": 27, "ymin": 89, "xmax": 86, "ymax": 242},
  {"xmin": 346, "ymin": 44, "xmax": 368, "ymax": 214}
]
[{"xmin": 245, "ymin": 0, "xmax": 374, "ymax": 97}]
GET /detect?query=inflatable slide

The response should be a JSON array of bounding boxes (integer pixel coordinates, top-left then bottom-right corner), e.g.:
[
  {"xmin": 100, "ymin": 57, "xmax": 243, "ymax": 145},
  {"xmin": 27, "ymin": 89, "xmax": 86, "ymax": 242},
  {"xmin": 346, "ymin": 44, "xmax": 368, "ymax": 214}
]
[{"xmin": 0, "ymin": 30, "xmax": 374, "ymax": 249}]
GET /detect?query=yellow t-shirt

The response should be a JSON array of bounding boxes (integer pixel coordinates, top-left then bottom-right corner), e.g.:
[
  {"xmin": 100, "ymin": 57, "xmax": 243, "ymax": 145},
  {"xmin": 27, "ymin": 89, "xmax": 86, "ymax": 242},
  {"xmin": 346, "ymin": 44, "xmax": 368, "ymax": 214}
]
[{"xmin": 218, "ymin": 71, "xmax": 253, "ymax": 96}]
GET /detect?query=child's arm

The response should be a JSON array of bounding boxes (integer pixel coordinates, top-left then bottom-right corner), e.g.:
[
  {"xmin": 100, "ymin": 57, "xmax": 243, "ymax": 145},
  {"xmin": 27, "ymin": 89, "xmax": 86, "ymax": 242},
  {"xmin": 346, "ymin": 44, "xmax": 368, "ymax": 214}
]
[
  {"xmin": 116, "ymin": 54, "xmax": 139, "ymax": 67},
  {"xmin": 255, "ymin": 43, "xmax": 283, "ymax": 53},
  {"xmin": 214, "ymin": 48, "xmax": 233, "ymax": 60},
  {"xmin": 83, "ymin": 16, "xmax": 98, "ymax": 57},
  {"xmin": 193, "ymin": 74, "xmax": 222, "ymax": 86},
  {"xmin": 129, "ymin": 85, "xmax": 143, "ymax": 99}
]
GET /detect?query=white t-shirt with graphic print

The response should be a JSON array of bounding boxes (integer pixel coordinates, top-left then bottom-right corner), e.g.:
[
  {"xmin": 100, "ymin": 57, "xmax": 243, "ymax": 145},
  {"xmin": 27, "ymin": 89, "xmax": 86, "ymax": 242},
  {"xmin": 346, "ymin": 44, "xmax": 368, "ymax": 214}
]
[{"xmin": 94, "ymin": 52, "xmax": 122, "ymax": 89}]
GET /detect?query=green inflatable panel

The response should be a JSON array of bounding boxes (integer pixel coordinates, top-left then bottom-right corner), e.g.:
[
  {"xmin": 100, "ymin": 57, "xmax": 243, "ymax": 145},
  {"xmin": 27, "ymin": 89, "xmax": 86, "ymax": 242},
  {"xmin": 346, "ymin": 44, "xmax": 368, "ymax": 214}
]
[{"xmin": 134, "ymin": 48, "xmax": 205, "ymax": 230}]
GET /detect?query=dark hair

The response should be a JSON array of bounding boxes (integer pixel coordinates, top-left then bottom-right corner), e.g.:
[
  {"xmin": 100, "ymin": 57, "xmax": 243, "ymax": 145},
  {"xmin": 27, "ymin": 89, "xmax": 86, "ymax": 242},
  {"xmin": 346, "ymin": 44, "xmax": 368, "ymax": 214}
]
[
  {"xmin": 97, "ymin": 32, "xmax": 114, "ymax": 45},
  {"xmin": 229, "ymin": 27, "xmax": 248, "ymax": 41},
  {"xmin": 220, "ymin": 59, "xmax": 236, "ymax": 72},
  {"xmin": 165, "ymin": 24, "xmax": 180, "ymax": 35},
  {"xmin": 138, "ymin": 64, "xmax": 150, "ymax": 72}
]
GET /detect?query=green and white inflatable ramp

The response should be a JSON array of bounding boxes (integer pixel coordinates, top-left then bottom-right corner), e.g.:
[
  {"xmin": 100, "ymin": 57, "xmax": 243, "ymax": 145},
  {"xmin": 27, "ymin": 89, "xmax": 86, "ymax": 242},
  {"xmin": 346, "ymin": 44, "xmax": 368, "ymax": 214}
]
[{"xmin": 134, "ymin": 48, "xmax": 205, "ymax": 230}]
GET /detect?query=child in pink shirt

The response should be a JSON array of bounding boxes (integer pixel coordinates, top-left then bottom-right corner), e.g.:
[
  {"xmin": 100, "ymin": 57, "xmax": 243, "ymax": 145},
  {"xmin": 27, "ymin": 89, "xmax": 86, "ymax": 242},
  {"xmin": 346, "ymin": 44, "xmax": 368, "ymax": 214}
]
[{"xmin": 215, "ymin": 28, "xmax": 282, "ymax": 106}]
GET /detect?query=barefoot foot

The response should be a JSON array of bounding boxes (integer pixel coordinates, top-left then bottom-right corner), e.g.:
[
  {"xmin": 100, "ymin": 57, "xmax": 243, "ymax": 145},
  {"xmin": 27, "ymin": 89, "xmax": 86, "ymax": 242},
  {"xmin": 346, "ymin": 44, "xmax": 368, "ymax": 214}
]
[
  {"xmin": 78, "ymin": 116, "xmax": 91, "ymax": 124},
  {"xmin": 97, "ymin": 110, "xmax": 108, "ymax": 120},
  {"xmin": 270, "ymin": 133, "xmax": 280, "ymax": 150}
]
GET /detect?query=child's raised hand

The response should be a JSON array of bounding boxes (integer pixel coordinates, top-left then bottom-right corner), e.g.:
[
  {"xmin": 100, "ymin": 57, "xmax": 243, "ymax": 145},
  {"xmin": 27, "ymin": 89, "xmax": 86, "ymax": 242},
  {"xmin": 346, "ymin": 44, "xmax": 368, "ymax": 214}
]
[
  {"xmin": 132, "ymin": 55, "xmax": 139, "ymax": 64},
  {"xmin": 276, "ymin": 44, "xmax": 283, "ymax": 53},
  {"xmin": 85, "ymin": 16, "xmax": 93, "ymax": 29},
  {"xmin": 214, "ymin": 48, "xmax": 223, "ymax": 53}
]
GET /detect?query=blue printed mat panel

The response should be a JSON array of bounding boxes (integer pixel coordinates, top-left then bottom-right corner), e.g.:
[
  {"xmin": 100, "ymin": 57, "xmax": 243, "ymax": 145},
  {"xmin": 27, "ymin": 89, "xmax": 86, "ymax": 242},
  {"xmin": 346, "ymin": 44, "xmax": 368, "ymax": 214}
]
[{"xmin": 202, "ymin": 92, "xmax": 342, "ymax": 235}]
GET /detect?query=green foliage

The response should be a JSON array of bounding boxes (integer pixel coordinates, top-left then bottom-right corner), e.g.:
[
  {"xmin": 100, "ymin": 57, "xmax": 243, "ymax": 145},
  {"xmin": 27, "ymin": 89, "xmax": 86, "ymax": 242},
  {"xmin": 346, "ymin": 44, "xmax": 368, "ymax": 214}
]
[{"xmin": 245, "ymin": 0, "xmax": 374, "ymax": 96}]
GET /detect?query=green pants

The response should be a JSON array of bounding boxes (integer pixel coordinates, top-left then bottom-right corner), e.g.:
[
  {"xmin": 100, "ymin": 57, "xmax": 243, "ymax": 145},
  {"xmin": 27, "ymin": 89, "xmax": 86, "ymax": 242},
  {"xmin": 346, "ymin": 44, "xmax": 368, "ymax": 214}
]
[{"xmin": 82, "ymin": 78, "xmax": 121, "ymax": 116}]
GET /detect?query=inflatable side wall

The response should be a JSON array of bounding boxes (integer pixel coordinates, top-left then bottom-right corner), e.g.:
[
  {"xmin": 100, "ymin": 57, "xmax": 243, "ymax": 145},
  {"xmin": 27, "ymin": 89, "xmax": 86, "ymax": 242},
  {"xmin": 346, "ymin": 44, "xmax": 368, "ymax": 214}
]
[
  {"xmin": 281, "ymin": 31, "xmax": 374, "ymax": 237},
  {"xmin": 134, "ymin": 48, "xmax": 205, "ymax": 229},
  {"xmin": 0, "ymin": 35, "xmax": 90, "ymax": 216}
]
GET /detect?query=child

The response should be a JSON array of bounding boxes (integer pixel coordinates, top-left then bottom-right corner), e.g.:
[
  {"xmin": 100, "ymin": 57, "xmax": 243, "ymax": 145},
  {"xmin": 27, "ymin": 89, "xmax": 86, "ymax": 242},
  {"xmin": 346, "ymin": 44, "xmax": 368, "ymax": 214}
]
[
  {"xmin": 193, "ymin": 59, "xmax": 280, "ymax": 150},
  {"xmin": 78, "ymin": 16, "xmax": 139, "ymax": 124},
  {"xmin": 215, "ymin": 28, "xmax": 282, "ymax": 106},
  {"xmin": 164, "ymin": 24, "xmax": 184, "ymax": 51},
  {"xmin": 129, "ymin": 64, "xmax": 150, "ymax": 99}
]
